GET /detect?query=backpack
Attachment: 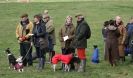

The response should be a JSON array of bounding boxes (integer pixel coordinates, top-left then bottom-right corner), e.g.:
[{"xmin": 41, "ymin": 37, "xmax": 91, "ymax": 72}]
[{"xmin": 85, "ymin": 23, "xmax": 91, "ymax": 39}]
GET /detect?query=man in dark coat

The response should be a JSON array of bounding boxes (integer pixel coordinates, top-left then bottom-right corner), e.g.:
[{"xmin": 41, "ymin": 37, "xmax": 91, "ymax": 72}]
[{"xmin": 74, "ymin": 13, "xmax": 91, "ymax": 72}]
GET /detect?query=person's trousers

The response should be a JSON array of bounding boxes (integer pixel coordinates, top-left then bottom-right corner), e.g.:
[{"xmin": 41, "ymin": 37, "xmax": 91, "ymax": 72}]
[
  {"xmin": 48, "ymin": 36, "xmax": 54, "ymax": 52},
  {"xmin": 48, "ymin": 36, "xmax": 55, "ymax": 62},
  {"xmin": 77, "ymin": 48, "xmax": 86, "ymax": 72},
  {"xmin": 77, "ymin": 48, "xmax": 86, "ymax": 60},
  {"xmin": 20, "ymin": 42, "xmax": 32, "ymax": 66},
  {"xmin": 35, "ymin": 47, "xmax": 46, "ymax": 70}
]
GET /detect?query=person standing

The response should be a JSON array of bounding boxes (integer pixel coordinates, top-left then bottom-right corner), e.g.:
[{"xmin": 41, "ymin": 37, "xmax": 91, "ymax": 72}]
[
  {"xmin": 74, "ymin": 13, "xmax": 91, "ymax": 72},
  {"xmin": 125, "ymin": 17, "xmax": 133, "ymax": 62},
  {"xmin": 115, "ymin": 16, "xmax": 127, "ymax": 63},
  {"xmin": 102, "ymin": 21, "xmax": 109, "ymax": 60},
  {"xmin": 32, "ymin": 14, "xmax": 48, "ymax": 70},
  {"xmin": 43, "ymin": 14, "xmax": 56, "ymax": 63},
  {"xmin": 59, "ymin": 16, "xmax": 75, "ymax": 55},
  {"xmin": 59, "ymin": 16, "xmax": 75, "ymax": 70},
  {"xmin": 105, "ymin": 20, "xmax": 120, "ymax": 66},
  {"xmin": 16, "ymin": 14, "xmax": 33, "ymax": 66}
]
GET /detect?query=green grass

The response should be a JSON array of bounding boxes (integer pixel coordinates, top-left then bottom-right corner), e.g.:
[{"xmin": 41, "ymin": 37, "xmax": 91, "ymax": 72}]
[
  {"xmin": 1, "ymin": 0, "xmax": 133, "ymax": 2},
  {"xmin": 0, "ymin": 1, "xmax": 133, "ymax": 78}
]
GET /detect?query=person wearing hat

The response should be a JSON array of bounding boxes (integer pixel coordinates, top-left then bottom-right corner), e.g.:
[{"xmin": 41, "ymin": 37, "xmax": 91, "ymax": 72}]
[
  {"xmin": 44, "ymin": 10, "xmax": 48, "ymax": 15},
  {"xmin": 16, "ymin": 13, "xmax": 33, "ymax": 66},
  {"xmin": 74, "ymin": 13, "xmax": 91, "ymax": 72},
  {"xmin": 43, "ymin": 14, "xmax": 56, "ymax": 63},
  {"xmin": 32, "ymin": 14, "xmax": 48, "ymax": 70}
]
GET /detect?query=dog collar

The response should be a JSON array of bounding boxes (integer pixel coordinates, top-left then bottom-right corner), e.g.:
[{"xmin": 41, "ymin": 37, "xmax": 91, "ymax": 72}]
[{"xmin": 7, "ymin": 54, "xmax": 11, "ymax": 56}]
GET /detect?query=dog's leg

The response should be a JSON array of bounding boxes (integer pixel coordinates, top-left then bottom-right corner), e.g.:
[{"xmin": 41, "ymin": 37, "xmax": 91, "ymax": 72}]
[
  {"xmin": 13, "ymin": 67, "xmax": 16, "ymax": 70},
  {"xmin": 18, "ymin": 69, "xmax": 21, "ymax": 72},
  {"xmin": 53, "ymin": 64, "xmax": 56, "ymax": 72},
  {"xmin": 9, "ymin": 63, "xmax": 11, "ymax": 69},
  {"xmin": 64, "ymin": 64, "xmax": 67, "ymax": 72},
  {"xmin": 21, "ymin": 69, "xmax": 24, "ymax": 72},
  {"xmin": 64, "ymin": 64, "xmax": 69, "ymax": 72},
  {"xmin": 68, "ymin": 64, "xmax": 70, "ymax": 72}
]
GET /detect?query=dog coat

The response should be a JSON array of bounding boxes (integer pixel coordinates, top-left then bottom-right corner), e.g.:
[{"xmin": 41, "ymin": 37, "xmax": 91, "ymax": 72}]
[
  {"xmin": 52, "ymin": 54, "xmax": 73, "ymax": 64},
  {"xmin": 91, "ymin": 48, "xmax": 99, "ymax": 63},
  {"xmin": 15, "ymin": 63, "xmax": 23, "ymax": 70}
]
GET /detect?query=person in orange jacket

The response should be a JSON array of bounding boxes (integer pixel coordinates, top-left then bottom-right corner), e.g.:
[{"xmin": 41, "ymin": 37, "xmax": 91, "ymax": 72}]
[{"xmin": 16, "ymin": 14, "xmax": 33, "ymax": 66}]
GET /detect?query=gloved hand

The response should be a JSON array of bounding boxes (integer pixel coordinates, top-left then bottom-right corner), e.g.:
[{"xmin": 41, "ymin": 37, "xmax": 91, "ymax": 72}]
[{"xmin": 21, "ymin": 36, "xmax": 27, "ymax": 41}]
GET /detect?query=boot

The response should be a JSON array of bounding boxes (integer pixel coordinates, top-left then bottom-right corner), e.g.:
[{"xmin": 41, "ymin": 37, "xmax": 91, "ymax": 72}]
[
  {"xmin": 78, "ymin": 59, "xmax": 86, "ymax": 72},
  {"xmin": 37, "ymin": 58, "xmax": 45, "ymax": 71},
  {"xmin": 83, "ymin": 59, "xmax": 86, "ymax": 72}
]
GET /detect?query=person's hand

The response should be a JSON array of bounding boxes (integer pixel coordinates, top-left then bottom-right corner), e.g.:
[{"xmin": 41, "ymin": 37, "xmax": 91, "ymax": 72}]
[
  {"xmin": 19, "ymin": 38, "xmax": 23, "ymax": 42},
  {"xmin": 22, "ymin": 36, "xmax": 26, "ymax": 41},
  {"xmin": 31, "ymin": 42, "xmax": 33, "ymax": 46},
  {"xmin": 28, "ymin": 34, "xmax": 34, "ymax": 36},
  {"xmin": 121, "ymin": 42, "xmax": 124, "ymax": 45}
]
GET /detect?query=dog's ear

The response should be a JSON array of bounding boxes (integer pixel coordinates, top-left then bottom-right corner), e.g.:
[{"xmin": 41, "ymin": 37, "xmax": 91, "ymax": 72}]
[
  {"xmin": 5, "ymin": 48, "xmax": 11, "ymax": 54},
  {"xmin": 7, "ymin": 48, "xmax": 10, "ymax": 50}
]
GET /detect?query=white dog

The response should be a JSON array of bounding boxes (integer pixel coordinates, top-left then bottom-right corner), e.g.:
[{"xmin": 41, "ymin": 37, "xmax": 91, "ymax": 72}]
[{"xmin": 15, "ymin": 56, "xmax": 24, "ymax": 72}]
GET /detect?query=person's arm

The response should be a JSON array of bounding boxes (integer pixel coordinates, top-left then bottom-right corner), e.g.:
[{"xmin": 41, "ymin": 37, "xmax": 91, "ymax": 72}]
[
  {"xmin": 115, "ymin": 28, "xmax": 120, "ymax": 38},
  {"xmin": 16, "ymin": 24, "xmax": 20, "ymax": 39},
  {"xmin": 25, "ymin": 22, "xmax": 33, "ymax": 39},
  {"xmin": 37, "ymin": 25, "xmax": 46, "ymax": 37},
  {"xmin": 68, "ymin": 26, "xmax": 75, "ymax": 40},
  {"xmin": 76, "ymin": 23, "xmax": 86, "ymax": 40},
  {"xmin": 46, "ymin": 20, "xmax": 54, "ymax": 33},
  {"xmin": 122, "ymin": 26, "xmax": 127, "ymax": 44},
  {"xmin": 59, "ymin": 28, "xmax": 63, "ymax": 42}
]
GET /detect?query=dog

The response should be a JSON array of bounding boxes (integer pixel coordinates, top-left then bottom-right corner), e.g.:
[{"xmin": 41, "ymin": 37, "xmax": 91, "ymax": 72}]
[
  {"xmin": 91, "ymin": 45, "xmax": 99, "ymax": 64},
  {"xmin": 70, "ymin": 56, "xmax": 81, "ymax": 71},
  {"xmin": 52, "ymin": 53, "xmax": 80, "ymax": 72},
  {"xmin": 15, "ymin": 56, "xmax": 24, "ymax": 72},
  {"xmin": 5, "ymin": 48, "xmax": 17, "ymax": 69},
  {"xmin": 5, "ymin": 48, "xmax": 24, "ymax": 72}
]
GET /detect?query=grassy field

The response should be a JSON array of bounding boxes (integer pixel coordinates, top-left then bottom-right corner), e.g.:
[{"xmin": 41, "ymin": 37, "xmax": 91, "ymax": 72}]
[
  {"xmin": 1, "ymin": 0, "xmax": 133, "ymax": 2},
  {"xmin": 0, "ymin": 1, "xmax": 133, "ymax": 78}
]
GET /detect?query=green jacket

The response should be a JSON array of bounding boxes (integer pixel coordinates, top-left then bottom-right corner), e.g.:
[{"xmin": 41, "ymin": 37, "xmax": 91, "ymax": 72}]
[{"xmin": 74, "ymin": 20, "xmax": 90, "ymax": 48}]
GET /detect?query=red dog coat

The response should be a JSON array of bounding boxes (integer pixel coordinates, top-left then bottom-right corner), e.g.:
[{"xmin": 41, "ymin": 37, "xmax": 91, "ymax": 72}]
[
  {"xmin": 15, "ymin": 63, "xmax": 23, "ymax": 70},
  {"xmin": 52, "ymin": 54, "xmax": 73, "ymax": 64}
]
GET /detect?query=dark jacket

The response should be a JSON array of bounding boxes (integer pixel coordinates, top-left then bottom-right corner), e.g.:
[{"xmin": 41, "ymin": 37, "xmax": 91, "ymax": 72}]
[
  {"xmin": 102, "ymin": 27, "xmax": 108, "ymax": 39},
  {"xmin": 32, "ymin": 20, "xmax": 48, "ymax": 49},
  {"xmin": 126, "ymin": 23, "xmax": 133, "ymax": 47},
  {"xmin": 74, "ymin": 20, "xmax": 91, "ymax": 48}
]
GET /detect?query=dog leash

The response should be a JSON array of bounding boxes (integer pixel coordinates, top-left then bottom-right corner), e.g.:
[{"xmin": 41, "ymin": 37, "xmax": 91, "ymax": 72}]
[{"xmin": 22, "ymin": 44, "xmax": 32, "ymax": 62}]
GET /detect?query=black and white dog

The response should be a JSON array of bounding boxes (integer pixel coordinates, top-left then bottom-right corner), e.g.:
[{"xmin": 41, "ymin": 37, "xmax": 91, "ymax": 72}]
[
  {"xmin": 5, "ymin": 48, "xmax": 17, "ymax": 69},
  {"xmin": 5, "ymin": 48, "xmax": 24, "ymax": 72}
]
